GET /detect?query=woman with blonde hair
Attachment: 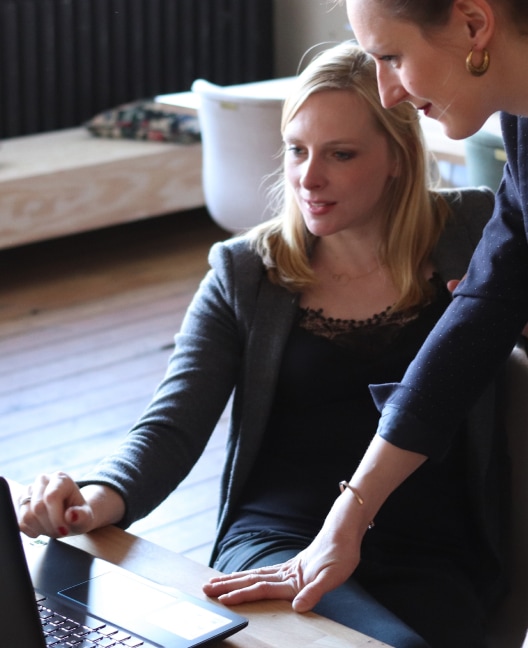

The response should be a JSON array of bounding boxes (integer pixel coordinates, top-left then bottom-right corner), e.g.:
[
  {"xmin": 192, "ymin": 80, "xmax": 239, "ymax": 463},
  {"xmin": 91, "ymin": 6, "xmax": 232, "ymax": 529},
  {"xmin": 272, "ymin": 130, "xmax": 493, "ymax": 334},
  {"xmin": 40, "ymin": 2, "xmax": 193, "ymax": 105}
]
[
  {"xmin": 19, "ymin": 42, "xmax": 497, "ymax": 647},
  {"xmin": 251, "ymin": 42, "xmax": 447, "ymax": 313}
]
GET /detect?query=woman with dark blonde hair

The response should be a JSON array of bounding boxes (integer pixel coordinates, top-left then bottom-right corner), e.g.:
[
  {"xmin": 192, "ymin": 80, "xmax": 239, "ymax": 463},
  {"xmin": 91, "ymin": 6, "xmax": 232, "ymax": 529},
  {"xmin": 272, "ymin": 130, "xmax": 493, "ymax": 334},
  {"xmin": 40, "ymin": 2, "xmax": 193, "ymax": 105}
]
[{"xmin": 18, "ymin": 42, "xmax": 498, "ymax": 647}]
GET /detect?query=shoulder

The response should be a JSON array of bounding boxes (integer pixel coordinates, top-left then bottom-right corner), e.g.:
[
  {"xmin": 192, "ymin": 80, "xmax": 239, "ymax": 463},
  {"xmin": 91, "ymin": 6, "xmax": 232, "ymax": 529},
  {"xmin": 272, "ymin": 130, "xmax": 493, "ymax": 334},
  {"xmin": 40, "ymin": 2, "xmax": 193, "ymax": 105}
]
[
  {"xmin": 204, "ymin": 236, "xmax": 273, "ymax": 313},
  {"xmin": 208, "ymin": 236, "xmax": 265, "ymax": 280},
  {"xmin": 432, "ymin": 187, "xmax": 495, "ymax": 280},
  {"xmin": 205, "ymin": 235, "xmax": 296, "ymax": 330},
  {"xmin": 438, "ymin": 185, "xmax": 495, "ymax": 217},
  {"xmin": 438, "ymin": 186, "xmax": 495, "ymax": 242}
]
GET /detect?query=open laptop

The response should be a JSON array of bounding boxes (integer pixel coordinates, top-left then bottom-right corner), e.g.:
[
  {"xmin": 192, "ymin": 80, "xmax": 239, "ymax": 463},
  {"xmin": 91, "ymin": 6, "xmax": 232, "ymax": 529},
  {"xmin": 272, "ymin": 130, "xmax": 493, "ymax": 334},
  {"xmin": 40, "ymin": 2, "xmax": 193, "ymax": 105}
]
[{"xmin": 0, "ymin": 476, "xmax": 248, "ymax": 647}]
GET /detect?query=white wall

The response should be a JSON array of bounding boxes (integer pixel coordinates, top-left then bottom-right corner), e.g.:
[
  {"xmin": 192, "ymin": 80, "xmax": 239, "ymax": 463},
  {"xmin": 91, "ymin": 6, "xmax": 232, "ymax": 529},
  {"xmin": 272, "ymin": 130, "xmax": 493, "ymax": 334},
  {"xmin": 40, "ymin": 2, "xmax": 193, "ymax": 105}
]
[{"xmin": 273, "ymin": 0, "xmax": 352, "ymax": 77}]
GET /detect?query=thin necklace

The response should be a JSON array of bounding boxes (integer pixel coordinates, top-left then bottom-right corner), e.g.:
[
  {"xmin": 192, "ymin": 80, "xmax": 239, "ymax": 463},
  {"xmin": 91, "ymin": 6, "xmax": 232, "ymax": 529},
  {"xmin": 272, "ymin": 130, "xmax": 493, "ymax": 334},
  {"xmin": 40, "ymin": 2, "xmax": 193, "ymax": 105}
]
[{"xmin": 330, "ymin": 263, "xmax": 382, "ymax": 284}]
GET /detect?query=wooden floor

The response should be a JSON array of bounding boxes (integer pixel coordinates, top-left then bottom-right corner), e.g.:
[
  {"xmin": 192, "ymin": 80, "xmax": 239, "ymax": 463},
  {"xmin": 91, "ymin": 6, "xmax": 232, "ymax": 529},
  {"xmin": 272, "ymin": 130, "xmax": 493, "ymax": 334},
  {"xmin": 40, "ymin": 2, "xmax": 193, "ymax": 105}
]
[{"xmin": 0, "ymin": 209, "xmax": 230, "ymax": 565}]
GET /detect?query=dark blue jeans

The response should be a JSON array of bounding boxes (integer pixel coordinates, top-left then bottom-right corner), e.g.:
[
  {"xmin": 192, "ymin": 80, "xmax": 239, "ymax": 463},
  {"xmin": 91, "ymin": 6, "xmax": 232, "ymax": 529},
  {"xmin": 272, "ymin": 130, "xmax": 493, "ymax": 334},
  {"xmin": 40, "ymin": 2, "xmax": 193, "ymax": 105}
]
[{"xmin": 214, "ymin": 530, "xmax": 488, "ymax": 648}]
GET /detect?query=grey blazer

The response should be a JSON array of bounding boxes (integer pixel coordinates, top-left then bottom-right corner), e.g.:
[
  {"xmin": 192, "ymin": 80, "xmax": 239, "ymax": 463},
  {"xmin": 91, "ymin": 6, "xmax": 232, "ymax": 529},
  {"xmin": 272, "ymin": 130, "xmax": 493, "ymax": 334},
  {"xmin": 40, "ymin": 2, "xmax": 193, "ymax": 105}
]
[{"xmin": 82, "ymin": 186, "xmax": 505, "ymax": 604}]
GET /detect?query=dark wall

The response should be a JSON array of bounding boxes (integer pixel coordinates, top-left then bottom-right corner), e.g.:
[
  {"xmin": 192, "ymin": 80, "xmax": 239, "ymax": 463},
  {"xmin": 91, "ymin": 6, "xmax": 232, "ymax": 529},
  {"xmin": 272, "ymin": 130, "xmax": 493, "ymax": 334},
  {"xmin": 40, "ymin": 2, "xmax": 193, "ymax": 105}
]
[{"xmin": 0, "ymin": 0, "xmax": 274, "ymax": 138}]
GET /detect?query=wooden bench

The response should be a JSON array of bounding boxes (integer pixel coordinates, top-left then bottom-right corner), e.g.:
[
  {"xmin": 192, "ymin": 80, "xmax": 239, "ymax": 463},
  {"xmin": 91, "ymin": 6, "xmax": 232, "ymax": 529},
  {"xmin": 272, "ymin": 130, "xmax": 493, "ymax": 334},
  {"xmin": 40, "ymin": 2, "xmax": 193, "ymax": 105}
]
[{"xmin": 0, "ymin": 127, "xmax": 204, "ymax": 249}]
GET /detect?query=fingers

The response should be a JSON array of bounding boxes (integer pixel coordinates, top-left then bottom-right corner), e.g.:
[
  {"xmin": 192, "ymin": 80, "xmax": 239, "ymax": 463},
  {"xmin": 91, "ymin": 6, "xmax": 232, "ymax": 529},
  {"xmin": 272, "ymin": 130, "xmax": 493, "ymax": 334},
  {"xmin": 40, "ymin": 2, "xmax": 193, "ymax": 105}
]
[
  {"xmin": 18, "ymin": 472, "xmax": 91, "ymax": 538},
  {"xmin": 203, "ymin": 564, "xmax": 299, "ymax": 605},
  {"xmin": 292, "ymin": 574, "xmax": 327, "ymax": 612},
  {"xmin": 215, "ymin": 580, "xmax": 297, "ymax": 606},
  {"xmin": 447, "ymin": 274, "xmax": 466, "ymax": 293},
  {"xmin": 204, "ymin": 564, "xmax": 335, "ymax": 612},
  {"xmin": 204, "ymin": 565, "xmax": 325, "ymax": 611},
  {"xmin": 207, "ymin": 564, "xmax": 283, "ymax": 587},
  {"xmin": 205, "ymin": 569, "xmax": 281, "ymax": 595},
  {"xmin": 213, "ymin": 582, "xmax": 294, "ymax": 606}
]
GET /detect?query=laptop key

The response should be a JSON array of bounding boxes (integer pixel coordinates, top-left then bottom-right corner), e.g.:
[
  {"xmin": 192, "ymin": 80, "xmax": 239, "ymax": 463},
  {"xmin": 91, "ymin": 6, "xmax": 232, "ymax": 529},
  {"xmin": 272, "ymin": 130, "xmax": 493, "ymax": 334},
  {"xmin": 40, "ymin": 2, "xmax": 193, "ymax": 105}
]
[
  {"xmin": 110, "ymin": 630, "xmax": 132, "ymax": 641},
  {"xmin": 98, "ymin": 624, "xmax": 120, "ymax": 636},
  {"xmin": 97, "ymin": 638, "xmax": 118, "ymax": 647},
  {"xmin": 83, "ymin": 630, "xmax": 107, "ymax": 641},
  {"xmin": 44, "ymin": 638, "xmax": 72, "ymax": 647},
  {"xmin": 122, "ymin": 638, "xmax": 146, "ymax": 647}
]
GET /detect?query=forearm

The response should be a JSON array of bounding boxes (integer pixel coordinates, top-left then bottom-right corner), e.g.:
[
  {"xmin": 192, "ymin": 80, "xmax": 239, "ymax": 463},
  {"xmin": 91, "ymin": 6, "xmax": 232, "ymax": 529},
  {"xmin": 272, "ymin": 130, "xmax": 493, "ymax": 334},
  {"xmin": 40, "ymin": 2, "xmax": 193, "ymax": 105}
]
[
  {"xmin": 346, "ymin": 435, "xmax": 427, "ymax": 530},
  {"xmin": 310, "ymin": 435, "xmax": 427, "ymax": 572}
]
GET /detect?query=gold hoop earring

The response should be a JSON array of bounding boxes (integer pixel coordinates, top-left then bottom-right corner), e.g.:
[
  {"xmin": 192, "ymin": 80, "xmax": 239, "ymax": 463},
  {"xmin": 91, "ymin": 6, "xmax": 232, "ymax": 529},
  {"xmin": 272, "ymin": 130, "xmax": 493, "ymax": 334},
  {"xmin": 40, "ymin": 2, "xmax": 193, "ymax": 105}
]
[{"xmin": 466, "ymin": 48, "xmax": 490, "ymax": 76}]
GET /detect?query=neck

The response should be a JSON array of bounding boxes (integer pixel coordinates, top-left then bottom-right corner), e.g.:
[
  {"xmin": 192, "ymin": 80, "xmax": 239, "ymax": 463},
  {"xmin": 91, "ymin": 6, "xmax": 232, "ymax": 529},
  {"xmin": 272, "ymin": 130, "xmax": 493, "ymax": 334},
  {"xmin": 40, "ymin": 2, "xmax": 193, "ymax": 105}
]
[
  {"xmin": 313, "ymin": 235, "xmax": 383, "ymax": 282},
  {"xmin": 328, "ymin": 262, "xmax": 382, "ymax": 284}
]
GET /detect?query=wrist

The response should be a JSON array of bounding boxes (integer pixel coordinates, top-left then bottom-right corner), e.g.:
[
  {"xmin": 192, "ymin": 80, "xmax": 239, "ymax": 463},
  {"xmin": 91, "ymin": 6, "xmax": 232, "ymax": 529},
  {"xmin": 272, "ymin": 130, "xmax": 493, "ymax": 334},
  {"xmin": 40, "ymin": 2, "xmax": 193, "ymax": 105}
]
[
  {"xmin": 322, "ymin": 483, "xmax": 373, "ymax": 544},
  {"xmin": 80, "ymin": 484, "xmax": 126, "ymax": 529},
  {"xmin": 338, "ymin": 481, "xmax": 375, "ymax": 529}
]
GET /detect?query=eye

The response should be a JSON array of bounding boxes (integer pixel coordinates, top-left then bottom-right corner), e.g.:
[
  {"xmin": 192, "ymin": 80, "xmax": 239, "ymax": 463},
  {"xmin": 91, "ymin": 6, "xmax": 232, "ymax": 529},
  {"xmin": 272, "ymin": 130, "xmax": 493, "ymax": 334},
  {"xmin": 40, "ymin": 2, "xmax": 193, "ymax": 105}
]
[
  {"xmin": 378, "ymin": 54, "xmax": 400, "ymax": 68},
  {"xmin": 285, "ymin": 143, "xmax": 305, "ymax": 157},
  {"xmin": 334, "ymin": 150, "xmax": 356, "ymax": 161}
]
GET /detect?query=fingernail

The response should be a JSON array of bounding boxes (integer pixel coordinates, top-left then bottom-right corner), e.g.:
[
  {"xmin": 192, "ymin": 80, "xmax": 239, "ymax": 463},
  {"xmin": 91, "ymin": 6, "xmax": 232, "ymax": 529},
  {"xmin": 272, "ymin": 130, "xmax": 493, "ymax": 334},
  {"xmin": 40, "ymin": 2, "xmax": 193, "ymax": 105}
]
[
  {"xmin": 70, "ymin": 511, "xmax": 78, "ymax": 523},
  {"xmin": 58, "ymin": 526, "xmax": 68, "ymax": 536}
]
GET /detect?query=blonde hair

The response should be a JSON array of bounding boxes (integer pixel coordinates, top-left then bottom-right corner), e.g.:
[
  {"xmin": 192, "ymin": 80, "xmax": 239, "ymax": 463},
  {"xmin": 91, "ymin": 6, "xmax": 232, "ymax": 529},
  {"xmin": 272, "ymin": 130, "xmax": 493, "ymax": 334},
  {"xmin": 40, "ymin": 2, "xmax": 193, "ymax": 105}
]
[{"xmin": 248, "ymin": 41, "xmax": 450, "ymax": 312}]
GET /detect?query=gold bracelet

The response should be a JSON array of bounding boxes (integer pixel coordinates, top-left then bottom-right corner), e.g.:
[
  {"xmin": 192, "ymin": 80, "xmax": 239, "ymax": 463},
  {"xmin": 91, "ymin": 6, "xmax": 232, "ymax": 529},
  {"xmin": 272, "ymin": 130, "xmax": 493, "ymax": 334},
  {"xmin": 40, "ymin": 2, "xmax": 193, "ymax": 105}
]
[{"xmin": 339, "ymin": 481, "xmax": 375, "ymax": 529}]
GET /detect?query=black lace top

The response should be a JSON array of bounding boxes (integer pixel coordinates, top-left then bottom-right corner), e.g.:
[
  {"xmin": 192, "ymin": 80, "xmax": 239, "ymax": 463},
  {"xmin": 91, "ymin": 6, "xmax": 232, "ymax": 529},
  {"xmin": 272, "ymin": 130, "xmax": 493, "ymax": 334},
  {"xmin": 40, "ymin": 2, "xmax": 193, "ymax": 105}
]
[
  {"xmin": 224, "ymin": 274, "xmax": 477, "ymax": 567},
  {"xmin": 297, "ymin": 282, "xmax": 434, "ymax": 358}
]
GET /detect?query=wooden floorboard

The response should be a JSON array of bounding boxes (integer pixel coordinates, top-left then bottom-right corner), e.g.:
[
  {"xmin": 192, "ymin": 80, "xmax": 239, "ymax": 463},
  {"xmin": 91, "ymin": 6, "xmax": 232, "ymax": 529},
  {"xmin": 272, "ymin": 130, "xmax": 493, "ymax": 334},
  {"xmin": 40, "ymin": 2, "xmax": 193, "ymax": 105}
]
[{"xmin": 1, "ymin": 209, "xmax": 229, "ymax": 565}]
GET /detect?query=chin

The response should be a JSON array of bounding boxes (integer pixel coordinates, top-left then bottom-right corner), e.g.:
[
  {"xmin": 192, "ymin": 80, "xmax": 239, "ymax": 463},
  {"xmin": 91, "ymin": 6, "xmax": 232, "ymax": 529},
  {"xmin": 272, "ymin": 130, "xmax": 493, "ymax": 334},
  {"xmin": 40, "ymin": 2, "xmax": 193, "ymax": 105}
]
[
  {"xmin": 440, "ymin": 114, "xmax": 488, "ymax": 141},
  {"xmin": 304, "ymin": 219, "xmax": 334, "ymax": 238}
]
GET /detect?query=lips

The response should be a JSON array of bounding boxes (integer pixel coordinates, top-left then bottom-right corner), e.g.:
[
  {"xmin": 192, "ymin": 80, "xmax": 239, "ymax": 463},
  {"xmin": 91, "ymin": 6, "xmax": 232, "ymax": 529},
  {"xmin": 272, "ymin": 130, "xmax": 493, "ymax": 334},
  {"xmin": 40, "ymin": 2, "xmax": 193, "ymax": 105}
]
[
  {"xmin": 419, "ymin": 102, "xmax": 432, "ymax": 117},
  {"xmin": 304, "ymin": 199, "xmax": 336, "ymax": 215}
]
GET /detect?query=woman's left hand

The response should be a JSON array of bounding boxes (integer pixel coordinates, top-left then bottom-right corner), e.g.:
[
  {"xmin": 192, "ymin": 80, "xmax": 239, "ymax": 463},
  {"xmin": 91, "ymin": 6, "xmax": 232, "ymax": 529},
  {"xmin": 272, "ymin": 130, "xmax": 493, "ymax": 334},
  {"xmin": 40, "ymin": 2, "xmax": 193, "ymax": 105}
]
[{"xmin": 202, "ymin": 492, "xmax": 365, "ymax": 612}]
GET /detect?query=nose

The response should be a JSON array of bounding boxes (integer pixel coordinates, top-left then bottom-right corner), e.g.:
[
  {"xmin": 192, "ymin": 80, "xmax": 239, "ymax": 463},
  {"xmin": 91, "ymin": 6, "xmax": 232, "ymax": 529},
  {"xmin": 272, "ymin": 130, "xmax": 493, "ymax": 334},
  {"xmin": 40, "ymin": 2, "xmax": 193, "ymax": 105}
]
[
  {"xmin": 377, "ymin": 67, "xmax": 408, "ymax": 109},
  {"xmin": 300, "ymin": 155, "xmax": 325, "ymax": 189}
]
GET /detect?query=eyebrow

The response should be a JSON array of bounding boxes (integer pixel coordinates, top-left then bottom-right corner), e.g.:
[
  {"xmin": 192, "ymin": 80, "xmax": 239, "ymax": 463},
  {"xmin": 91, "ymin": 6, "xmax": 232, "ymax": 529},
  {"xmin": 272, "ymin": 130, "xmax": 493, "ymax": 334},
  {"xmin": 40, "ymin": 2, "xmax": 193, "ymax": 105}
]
[{"xmin": 284, "ymin": 138, "xmax": 365, "ymax": 150}]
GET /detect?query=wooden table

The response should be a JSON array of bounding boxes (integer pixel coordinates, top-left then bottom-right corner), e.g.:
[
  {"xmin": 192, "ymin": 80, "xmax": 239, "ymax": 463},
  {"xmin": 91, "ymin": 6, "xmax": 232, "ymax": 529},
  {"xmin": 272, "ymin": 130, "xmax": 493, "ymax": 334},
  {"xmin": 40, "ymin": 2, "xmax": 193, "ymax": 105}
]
[{"xmin": 9, "ymin": 481, "xmax": 392, "ymax": 647}]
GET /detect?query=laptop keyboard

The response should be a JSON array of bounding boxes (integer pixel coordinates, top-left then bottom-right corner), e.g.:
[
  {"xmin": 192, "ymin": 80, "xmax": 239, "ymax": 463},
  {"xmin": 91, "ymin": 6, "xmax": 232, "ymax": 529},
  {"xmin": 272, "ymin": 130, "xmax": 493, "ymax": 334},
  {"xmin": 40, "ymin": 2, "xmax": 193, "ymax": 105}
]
[{"xmin": 37, "ymin": 594, "xmax": 156, "ymax": 647}]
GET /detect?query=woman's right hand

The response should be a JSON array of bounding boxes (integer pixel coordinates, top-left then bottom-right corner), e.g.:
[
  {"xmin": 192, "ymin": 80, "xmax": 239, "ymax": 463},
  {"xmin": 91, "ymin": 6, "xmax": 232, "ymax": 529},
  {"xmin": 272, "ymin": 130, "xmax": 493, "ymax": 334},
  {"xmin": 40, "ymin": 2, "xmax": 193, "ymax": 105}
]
[{"xmin": 17, "ymin": 472, "xmax": 125, "ymax": 538}]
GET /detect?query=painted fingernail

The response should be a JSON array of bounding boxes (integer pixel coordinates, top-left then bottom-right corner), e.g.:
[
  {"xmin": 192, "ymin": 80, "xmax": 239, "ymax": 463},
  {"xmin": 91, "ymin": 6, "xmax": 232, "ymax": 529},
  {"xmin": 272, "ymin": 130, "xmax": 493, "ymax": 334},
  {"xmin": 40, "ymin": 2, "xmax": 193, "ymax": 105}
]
[
  {"xmin": 70, "ymin": 511, "xmax": 79, "ymax": 523},
  {"xmin": 58, "ymin": 526, "xmax": 68, "ymax": 536}
]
